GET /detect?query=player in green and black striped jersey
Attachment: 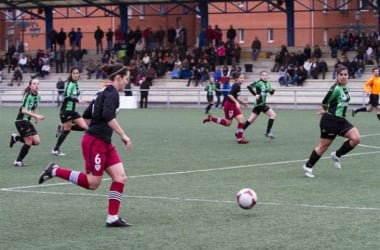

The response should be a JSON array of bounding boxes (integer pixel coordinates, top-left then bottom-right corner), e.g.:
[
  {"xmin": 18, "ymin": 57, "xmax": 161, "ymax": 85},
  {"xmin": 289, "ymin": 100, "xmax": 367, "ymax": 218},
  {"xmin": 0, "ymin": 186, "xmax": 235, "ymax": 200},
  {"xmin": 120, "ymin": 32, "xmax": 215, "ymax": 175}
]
[
  {"xmin": 51, "ymin": 67, "xmax": 88, "ymax": 156},
  {"xmin": 244, "ymin": 71, "xmax": 277, "ymax": 139},
  {"xmin": 302, "ymin": 66, "xmax": 361, "ymax": 178},
  {"xmin": 9, "ymin": 78, "xmax": 45, "ymax": 167}
]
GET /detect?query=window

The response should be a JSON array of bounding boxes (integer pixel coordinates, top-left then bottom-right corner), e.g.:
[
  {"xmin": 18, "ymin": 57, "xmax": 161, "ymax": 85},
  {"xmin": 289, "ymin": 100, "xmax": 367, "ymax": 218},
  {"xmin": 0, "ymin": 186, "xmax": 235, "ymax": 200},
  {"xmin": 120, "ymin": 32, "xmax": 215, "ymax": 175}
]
[
  {"xmin": 127, "ymin": 6, "xmax": 132, "ymax": 19},
  {"xmin": 267, "ymin": 28, "xmax": 274, "ymax": 43},
  {"xmin": 239, "ymin": 29, "xmax": 244, "ymax": 43},
  {"xmin": 339, "ymin": 0, "xmax": 348, "ymax": 10},
  {"xmin": 139, "ymin": 4, "xmax": 145, "ymax": 20}
]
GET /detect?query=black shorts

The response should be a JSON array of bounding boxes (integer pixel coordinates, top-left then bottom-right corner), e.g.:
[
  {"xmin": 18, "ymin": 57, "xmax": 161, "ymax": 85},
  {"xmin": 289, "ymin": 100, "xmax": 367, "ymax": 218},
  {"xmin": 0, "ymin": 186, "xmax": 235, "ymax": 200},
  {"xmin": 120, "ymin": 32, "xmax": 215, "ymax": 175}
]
[
  {"xmin": 15, "ymin": 120, "xmax": 37, "ymax": 137},
  {"xmin": 207, "ymin": 95, "xmax": 214, "ymax": 102},
  {"xmin": 320, "ymin": 113, "xmax": 354, "ymax": 140},
  {"xmin": 368, "ymin": 94, "xmax": 379, "ymax": 107},
  {"xmin": 252, "ymin": 104, "xmax": 270, "ymax": 115},
  {"xmin": 60, "ymin": 111, "xmax": 82, "ymax": 123}
]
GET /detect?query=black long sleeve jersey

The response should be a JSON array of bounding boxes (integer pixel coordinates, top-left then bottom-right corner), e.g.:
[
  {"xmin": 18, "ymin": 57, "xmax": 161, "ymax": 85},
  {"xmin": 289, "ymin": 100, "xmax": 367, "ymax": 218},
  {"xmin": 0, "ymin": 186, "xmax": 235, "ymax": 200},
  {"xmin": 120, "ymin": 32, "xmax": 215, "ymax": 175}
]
[{"xmin": 85, "ymin": 85, "xmax": 120, "ymax": 144}]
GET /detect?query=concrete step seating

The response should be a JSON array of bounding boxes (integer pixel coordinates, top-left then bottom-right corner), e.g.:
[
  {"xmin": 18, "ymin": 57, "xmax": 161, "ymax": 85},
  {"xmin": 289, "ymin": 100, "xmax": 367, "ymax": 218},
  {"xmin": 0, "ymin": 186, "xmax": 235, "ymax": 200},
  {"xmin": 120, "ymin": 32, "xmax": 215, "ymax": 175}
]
[{"xmin": 0, "ymin": 48, "xmax": 370, "ymax": 107}]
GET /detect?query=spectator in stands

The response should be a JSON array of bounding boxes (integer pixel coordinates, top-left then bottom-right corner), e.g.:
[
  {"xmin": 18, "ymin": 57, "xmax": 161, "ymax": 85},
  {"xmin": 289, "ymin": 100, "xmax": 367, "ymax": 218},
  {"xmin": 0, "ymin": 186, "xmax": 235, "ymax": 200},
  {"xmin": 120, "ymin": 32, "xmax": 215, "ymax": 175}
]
[
  {"xmin": 221, "ymin": 76, "xmax": 231, "ymax": 106},
  {"xmin": 187, "ymin": 65, "xmax": 201, "ymax": 87},
  {"xmin": 40, "ymin": 62, "xmax": 50, "ymax": 79},
  {"xmin": 155, "ymin": 25, "xmax": 165, "ymax": 49},
  {"xmin": 73, "ymin": 46, "xmax": 84, "ymax": 72},
  {"xmin": 271, "ymin": 52, "xmax": 282, "ymax": 73},
  {"xmin": 251, "ymin": 36, "xmax": 262, "ymax": 61},
  {"xmin": 49, "ymin": 28, "xmax": 58, "ymax": 51},
  {"xmin": 303, "ymin": 58, "xmax": 312, "ymax": 78},
  {"xmin": 286, "ymin": 64, "xmax": 298, "ymax": 86},
  {"xmin": 213, "ymin": 25, "xmax": 223, "ymax": 47},
  {"xmin": 226, "ymin": 25, "xmax": 236, "ymax": 45},
  {"xmin": 55, "ymin": 49, "xmax": 64, "ymax": 73},
  {"xmin": 56, "ymin": 77, "xmax": 65, "ymax": 106},
  {"xmin": 278, "ymin": 65, "xmax": 287, "ymax": 86},
  {"xmin": 365, "ymin": 45, "xmax": 374, "ymax": 64},
  {"xmin": 65, "ymin": 49, "xmax": 74, "ymax": 73},
  {"xmin": 332, "ymin": 58, "xmax": 342, "ymax": 79},
  {"xmin": 318, "ymin": 59, "xmax": 328, "ymax": 80},
  {"xmin": 139, "ymin": 76, "xmax": 152, "ymax": 108},
  {"xmin": 217, "ymin": 43, "xmax": 226, "ymax": 66},
  {"xmin": 18, "ymin": 53, "xmax": 28, "ymax": 73},
  {"xmin": 57, "ymin": 28, "xmax": 67, "ymax": 52},
  {"xmin": 310, "ymin": 57, "xmax": 320, "ymax": 79},
  {"xmin": 167, "ymin": 25, "xmax": 176, "ymax": 50},
  {"xmin": 8, "ymin": 66, "xmax": 23, "ymax": 86},
  {"xmin": 303, "ymin": 44, "xmax": 312, "ymax": 59},
  {"xmin": 328, "ymin": 36, "xmax": 339, "ymax": 58},
  {"xmin": 205, "ymin": 25, "xmax": 214, "ymax": 47},
  {"xmin": 296, "ymin": 65, "xmax": 308, "ymax": 86},
  {"xmin": 75, "ymin": 27, "xmax": 83, "ymax": 50},
  {"xmin": 312, "ymin": 44, "xmax": 322, "ymax": 59},
  {"xmin": 85, "ymin": 59, "xmax": 97, "ymax": 79},
  {"xmin": 68, "ymin": 27, "xmax": 76, "ymax": 49},
  {"xmin": 234, "ymin": 43, "xmax": 242, "ymax": 64},
  {"xmin": 94, "ymin": 26, "xmax": 104, "ymax": 54},
  {"xmin": 355, "ymin": 58, "xmax": 365, "ymax": 78},
  {"xmin": 106, "ymin": 28, "xmax": 114, "ymax": 51}
]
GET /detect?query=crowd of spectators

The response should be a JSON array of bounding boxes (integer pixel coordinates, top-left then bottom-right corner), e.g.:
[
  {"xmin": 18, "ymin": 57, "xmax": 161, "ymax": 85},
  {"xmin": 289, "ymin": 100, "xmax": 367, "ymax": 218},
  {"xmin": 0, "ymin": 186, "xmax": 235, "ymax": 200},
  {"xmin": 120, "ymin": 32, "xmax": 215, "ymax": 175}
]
[{"xmin": 3, "ymin": 24, "xmax": 379, "ymax": 89}]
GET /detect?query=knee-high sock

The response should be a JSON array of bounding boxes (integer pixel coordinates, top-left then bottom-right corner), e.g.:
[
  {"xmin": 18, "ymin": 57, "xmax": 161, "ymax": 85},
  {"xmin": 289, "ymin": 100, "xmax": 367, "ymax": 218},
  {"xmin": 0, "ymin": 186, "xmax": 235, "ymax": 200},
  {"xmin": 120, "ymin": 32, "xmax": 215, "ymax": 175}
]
[
  {"xmin": 336, "ymin": 140, "xmax": 355, "ymax": 157},
  {"xmin": 305, "ymin": 150, "xmax": 321, "ymax": 168},
  {"xmin": 243, "ymin": 120, "xmax": 251, "ymax": 130},
  {"xmin": 17, "ymin": 144, "xmax": 30, "ymax": 162},
  {"xmin": 108, "ymin": 182, "xmax": 125, "ymax": 216},
  {"xmin": 354, "ymin": 107, "xmax": 367, "ymax": 114},
  {"xmin": 266, "ymin": 118, "xmax": 274, "ymax": 133},
  {"xmin": 55, "ymin": 167, "xmax": 90, "ymax": 189},
  {"xmin": 210, "ymin": 116, "xmax": 228, "ymax": 126},
  {"xmin": 54, "ymin": 130, "xmax": 70, "ymax": 150},
  {"xmin": 205, "ymin": 104, "xmax": 213, "ymax": 114},
  {"xmin": 236, "ymin": 122, "xmax": 244, "ymax": 140}
]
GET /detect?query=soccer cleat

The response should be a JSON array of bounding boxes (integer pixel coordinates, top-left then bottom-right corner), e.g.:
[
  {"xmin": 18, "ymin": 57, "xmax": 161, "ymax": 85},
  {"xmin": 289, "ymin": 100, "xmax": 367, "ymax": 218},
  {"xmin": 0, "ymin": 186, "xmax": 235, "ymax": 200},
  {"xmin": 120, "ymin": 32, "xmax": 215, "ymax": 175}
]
[
  {"xmin": 9, "ymin": 133, "xmax": 17, "ymax": 148},
  {"xmin": 265, "ymin": 133, "xmax": 275, "ymax": 139},
  {"xmin": 234, "ymin": 131, "xmax": 239, "ymax": 139},
  {"xmin": 55, "ymin": 124, "xmax": 63, "ymax": 138},
  {"xmin": 202, "ymin": 115, "xmax": 211, "ymax": 124},
  {"xmin": 237, "ymin": 138, "xmax": 249, "ymax": 144},
  {"xmin": 351, "ymin": 109, "xmax": 355, "ymax": 117},
  {"xmin": 106, "ymin": 218, "xmax": 132, "ymax": 228},
  {"xmin": 330, "ymin": 152, "xmax": 342, "ymax": 170},
  {"xmin": 38, "ymin": 162, "xmax": 57, "ymax": 184},
  {"xmin": 51, "ymin": 149, "xmax": 66, "ymax": 156},
  {"xmin": 13, "ymin": 160, "xmax": 28, "ymax": 167},
  {"xmin": 303, "ymin": 165, "xmax": 315, "ymax": 178}
]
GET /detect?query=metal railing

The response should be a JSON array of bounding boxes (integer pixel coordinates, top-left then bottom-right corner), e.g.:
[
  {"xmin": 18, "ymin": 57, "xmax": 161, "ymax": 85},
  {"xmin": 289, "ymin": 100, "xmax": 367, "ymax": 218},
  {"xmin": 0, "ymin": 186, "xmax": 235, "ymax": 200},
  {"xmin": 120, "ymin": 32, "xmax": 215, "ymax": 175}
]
[{"xmin": 0, "ymin": 87, "xmax": 367, "ymax": 109}]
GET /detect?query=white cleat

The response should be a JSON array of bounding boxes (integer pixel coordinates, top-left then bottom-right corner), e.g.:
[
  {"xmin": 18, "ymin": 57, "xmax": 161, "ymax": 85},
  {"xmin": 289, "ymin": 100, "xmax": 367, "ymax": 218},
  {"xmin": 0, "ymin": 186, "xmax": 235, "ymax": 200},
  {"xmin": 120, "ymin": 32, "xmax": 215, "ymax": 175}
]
[
  {"xmin": 303, "ymin": 165, "xmax": 315, "ymax": 178},
  {"xmin": 330, "ymin": 152, "xmax": 342, "ymax": 170}
]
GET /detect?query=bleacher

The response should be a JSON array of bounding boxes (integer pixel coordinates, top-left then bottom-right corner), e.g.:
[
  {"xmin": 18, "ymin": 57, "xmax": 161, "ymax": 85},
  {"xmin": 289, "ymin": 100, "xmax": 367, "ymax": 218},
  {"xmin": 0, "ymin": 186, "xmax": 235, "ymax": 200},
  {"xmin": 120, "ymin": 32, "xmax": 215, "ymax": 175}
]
[{"xmin": 0, "ymin": 47, "xmax": 370, "ymax": 109}]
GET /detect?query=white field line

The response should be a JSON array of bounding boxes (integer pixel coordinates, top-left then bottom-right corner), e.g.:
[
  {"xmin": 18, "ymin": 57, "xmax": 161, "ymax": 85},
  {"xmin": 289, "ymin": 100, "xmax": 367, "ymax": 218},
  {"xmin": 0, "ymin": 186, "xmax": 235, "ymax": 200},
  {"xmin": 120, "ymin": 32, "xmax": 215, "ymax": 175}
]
[{"xmin": 1, "ymin": 134, "xmax": 379, "ymax": 212}]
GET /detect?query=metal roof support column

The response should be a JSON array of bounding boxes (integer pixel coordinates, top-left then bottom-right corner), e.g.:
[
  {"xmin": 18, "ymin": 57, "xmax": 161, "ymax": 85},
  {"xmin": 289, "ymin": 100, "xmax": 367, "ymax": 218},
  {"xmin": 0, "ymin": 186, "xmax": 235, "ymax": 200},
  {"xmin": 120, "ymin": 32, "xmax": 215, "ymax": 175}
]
[
  {"xmin": 119, "ymin": 4, "xmax": 128, "ymax": 33},
  {"xmin": 285, "ymin": 0, "xmax": 294, "ymax": 46},
  {"xmin": 45, "ymin": 7, "xmax": 53, "ymax": 50},
  {"xmin": 199, "ymin": 1, "xmax": 208, "ymax": 31}
]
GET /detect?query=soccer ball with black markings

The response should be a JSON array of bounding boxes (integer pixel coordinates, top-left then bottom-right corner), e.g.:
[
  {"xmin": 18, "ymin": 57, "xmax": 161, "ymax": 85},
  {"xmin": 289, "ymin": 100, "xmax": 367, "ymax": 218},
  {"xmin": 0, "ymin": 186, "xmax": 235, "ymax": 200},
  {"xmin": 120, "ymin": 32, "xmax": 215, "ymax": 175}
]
[{"xmin": 236, "ymin": 188, "xmax": 257, "ymax": 209}]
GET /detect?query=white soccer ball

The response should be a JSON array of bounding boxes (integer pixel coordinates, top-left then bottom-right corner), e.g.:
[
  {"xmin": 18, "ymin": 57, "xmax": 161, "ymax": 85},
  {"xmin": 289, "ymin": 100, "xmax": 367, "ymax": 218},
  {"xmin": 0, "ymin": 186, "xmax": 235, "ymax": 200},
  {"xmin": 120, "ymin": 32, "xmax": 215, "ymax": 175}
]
[{"xmin": 236, "ymin": 188, "xmax": 258, "ymax": 209}]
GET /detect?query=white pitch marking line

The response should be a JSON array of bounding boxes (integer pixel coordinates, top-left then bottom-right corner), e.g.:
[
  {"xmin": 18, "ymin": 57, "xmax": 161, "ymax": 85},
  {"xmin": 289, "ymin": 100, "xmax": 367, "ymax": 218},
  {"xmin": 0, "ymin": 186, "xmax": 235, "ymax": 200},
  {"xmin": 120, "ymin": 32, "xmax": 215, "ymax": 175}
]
[
  {"xmin": 2, "ymin": 188, "xmax": 380, "ymax": 212},
  {"xmin": 2, "ymin": 150, "xmax": 380, "ymax": 191}
]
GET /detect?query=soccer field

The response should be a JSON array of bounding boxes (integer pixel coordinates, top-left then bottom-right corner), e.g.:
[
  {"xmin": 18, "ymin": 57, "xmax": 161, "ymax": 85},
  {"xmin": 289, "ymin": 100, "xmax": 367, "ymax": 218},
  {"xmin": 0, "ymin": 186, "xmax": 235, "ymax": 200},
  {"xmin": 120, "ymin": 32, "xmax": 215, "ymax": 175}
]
[{"xmin": 1, "ymin": 107, "xmax": 379, "ymax": 250}]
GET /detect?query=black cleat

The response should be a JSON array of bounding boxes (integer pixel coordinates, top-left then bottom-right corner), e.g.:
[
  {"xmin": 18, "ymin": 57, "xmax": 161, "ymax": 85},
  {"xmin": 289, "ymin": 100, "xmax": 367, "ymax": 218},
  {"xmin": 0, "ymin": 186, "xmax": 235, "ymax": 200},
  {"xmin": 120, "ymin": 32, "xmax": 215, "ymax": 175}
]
[
  {"xmin": 106, "ymin": 218, "xmax": 132, "ymax": 228},
  {"xmin": 9, "ymin": 133, "xmax": 17, "ymax": 148},
  {"xmin": 38, "ymin": 162, "xmax": 56, "ymax": 184}
]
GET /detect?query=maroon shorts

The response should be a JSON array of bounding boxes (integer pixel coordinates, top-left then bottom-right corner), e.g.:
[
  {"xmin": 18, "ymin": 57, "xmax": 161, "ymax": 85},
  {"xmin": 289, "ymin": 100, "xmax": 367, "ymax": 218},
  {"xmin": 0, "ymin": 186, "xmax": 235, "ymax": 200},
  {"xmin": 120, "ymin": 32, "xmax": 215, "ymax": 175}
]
[
  {"xmin": 81, "ymin": 133, "xmax": 122, "ymax": 176},
  {"xmin": 223, "ymin": 101, "xmax": 241, "ymax": 120}
]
